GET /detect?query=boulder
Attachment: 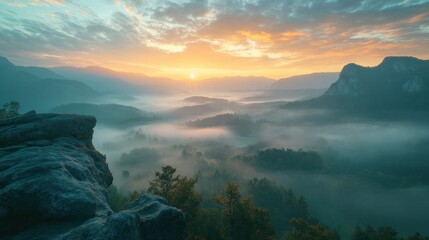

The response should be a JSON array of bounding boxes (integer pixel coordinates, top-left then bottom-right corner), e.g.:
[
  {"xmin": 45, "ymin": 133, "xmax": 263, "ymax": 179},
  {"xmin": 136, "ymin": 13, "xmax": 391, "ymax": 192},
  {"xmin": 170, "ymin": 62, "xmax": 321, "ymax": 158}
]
[{"xmin": 0, "ymin": 113, "xmax": 185, "ymax": 240}]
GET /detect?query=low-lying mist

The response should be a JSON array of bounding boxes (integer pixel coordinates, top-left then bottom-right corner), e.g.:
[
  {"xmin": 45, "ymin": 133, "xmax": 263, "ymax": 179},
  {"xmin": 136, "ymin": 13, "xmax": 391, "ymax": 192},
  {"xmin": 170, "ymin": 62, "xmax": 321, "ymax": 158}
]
[{"xmin": 78, "ymin": 89, "xmax": 429, "ymax": 238}]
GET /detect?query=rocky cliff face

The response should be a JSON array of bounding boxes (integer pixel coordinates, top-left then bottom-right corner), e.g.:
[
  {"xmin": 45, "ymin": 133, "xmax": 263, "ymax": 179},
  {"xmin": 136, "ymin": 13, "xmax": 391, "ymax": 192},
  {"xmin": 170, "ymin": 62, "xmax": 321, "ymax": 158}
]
[
  {"xmin": 285, "ymin": 57, "xmax": 429, "ymax": 110},
  {"xmin": 0, "ymin": 112, "xmax": 185, "ymax": 240},
  {"xmin": 325, "ymin": 56, "xmax": 429, "ymax": 97}
]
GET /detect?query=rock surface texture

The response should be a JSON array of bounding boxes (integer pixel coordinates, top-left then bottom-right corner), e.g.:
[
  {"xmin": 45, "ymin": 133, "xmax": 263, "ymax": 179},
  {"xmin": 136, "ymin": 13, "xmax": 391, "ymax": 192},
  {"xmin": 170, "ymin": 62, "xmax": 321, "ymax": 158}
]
[{"xmin": 0, "ymin": 113, "xmax": 185, "ymax": 240}]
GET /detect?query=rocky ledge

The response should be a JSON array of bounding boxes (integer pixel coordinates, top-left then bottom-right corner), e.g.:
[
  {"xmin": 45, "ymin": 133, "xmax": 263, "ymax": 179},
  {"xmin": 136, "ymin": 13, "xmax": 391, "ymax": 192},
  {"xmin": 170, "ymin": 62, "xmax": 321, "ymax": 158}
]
[{"xmin": 0, "ymin": 112, "xmax": 185, "ymax": 240}]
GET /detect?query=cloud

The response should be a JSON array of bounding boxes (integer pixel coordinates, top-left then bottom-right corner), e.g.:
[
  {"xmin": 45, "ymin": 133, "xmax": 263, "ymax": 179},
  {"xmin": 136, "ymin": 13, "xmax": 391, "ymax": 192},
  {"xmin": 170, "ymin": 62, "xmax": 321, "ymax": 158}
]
[
  {"xmin": 0, "ymin": 0, "xmax": 428, "ymax": 78},
  {"xmin": 31, "ymin": 0, "xmax": 64, "ymax": 6},
  {"xmin": 0, "ymin": 0, "xmax": 65, "ymax": 7},
  {"xmin": 195, "ymin": 0, "xmax": 429, "ymax": 58},
  {"xmin": 152, "ymin": 0, "xmax": 209, "ymax": 24}
]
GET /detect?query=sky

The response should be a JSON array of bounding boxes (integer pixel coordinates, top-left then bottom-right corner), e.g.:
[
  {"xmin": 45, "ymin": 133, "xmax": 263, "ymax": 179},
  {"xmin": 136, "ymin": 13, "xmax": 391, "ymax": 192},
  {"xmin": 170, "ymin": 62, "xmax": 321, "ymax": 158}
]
[{"xmin": 0, "ymin": 0, "xmax": 428, "ymax": 80}]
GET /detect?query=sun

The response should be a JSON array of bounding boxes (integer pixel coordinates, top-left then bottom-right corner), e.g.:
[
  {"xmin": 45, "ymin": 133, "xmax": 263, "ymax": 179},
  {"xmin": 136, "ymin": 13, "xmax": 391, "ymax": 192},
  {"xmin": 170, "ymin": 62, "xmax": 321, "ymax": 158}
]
[{"xmin": 189, "ymin": 73, "xmax": 196, "ymax": 80}]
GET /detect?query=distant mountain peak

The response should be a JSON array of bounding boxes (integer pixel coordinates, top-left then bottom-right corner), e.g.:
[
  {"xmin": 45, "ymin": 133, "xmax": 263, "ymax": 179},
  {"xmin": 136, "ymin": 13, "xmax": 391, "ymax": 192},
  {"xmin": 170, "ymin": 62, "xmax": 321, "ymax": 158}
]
[
  {"xmin": 380, "ymin": 56, "xmax": 420, "ymax": 65},
  {"xmin": 272, "ymin": 72, "xmax": 339, "ymax": 90},
  {"xmin": 378, "ymin": 56, "xmax": 423, "ymax": 72},
  {"xmin": 0, "ymin": 56, "xmax": 14, "ymax": 67},
  {"xmin": 340, "ymin": 63, "xmax": 362, "ymax": 76},
  {"xmin": 325, "ymin": 56, "xmax": 429, "ymax": 98}
]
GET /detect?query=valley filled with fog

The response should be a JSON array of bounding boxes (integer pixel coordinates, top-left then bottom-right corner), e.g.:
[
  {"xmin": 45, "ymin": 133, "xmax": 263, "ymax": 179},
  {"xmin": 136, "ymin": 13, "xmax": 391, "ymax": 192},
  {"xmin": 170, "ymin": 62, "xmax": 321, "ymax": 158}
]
[
  {"xmin": 80, "ymin": 88, "xmax": 429, "ymax": 238},
  {"xmin": 2, "ymin": 56, "xmax": 429, "ymax": 238}
]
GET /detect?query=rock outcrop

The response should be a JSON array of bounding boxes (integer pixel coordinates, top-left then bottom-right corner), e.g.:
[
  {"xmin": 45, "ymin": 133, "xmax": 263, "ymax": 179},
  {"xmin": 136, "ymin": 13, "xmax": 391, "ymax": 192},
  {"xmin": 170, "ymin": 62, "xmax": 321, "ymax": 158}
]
[
  {"xmin": 326, "ymin": 56, "xmax": 429, "ymax": 97},
  {"xmin": 288, "ymin": 56, "xmax": 429, "ymax": 110},
  {"xmin": 0, "ymin": 112, "xmax": 185, "ymax": 240}
]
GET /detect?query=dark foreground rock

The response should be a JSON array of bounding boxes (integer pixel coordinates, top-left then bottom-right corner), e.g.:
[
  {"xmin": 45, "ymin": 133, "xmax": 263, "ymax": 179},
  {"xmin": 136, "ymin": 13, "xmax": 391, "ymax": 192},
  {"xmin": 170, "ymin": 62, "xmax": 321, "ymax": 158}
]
[{"xmin": 0, "ymin": 113, "xmax": 185, "ymax": 240}]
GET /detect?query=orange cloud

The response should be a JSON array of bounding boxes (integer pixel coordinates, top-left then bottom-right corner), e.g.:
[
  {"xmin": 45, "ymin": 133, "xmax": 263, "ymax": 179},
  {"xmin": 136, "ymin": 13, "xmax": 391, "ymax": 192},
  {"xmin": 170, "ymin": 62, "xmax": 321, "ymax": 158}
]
[
  {"xmin": 279, "ymin": 31, "xmax": 306, "ymax": 41},
  {"xmin": 407, "ymin": 12, "xmax": 429, "ymax": 24},
  {"xmin": 237, "ymin": 30, "xmax": 273, "ymax": 43},
  {"xmin": 30, "ymin": 0, "xmax": 64, "ymax": 6},
  {"xmin": 2, "ymin": 0, "xmax": 429, "ymax": 81}
]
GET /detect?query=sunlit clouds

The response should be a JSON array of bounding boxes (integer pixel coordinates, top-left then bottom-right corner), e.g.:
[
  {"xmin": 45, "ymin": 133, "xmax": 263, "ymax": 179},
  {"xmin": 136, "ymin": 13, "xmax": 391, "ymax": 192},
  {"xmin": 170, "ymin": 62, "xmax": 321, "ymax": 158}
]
[{"xmin": 0, "ymin": 0, "xmax": 428, "ymax": 79}]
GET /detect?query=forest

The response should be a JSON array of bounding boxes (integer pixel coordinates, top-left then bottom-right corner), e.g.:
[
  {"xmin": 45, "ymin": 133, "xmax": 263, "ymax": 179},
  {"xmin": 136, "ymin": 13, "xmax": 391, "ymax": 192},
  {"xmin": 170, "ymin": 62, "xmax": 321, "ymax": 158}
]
[
  {"xmin": 108, "ymin": 165, "xmax": 429, "ymax": 240},
  {"xmin": 2, "ymin": 100, "xmax": 429, "ymax": 239}
]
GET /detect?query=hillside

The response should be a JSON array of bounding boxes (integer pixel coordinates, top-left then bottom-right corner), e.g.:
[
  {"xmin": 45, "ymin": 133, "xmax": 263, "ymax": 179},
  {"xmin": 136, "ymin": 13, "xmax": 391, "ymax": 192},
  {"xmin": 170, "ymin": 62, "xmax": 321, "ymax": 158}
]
[
  {"xmin": 0, "ymin": 56, "xmax": 98, "ymax": 112},
  {"xmin": 288, "ymin": 56, "xmax": 429, "ymax": 110},
  {"xmin": 194, "ymin": 76, "xmax": 276, "ymax": 91},
  {"xmin": 51, "ymin": 66, "xmax": 179, "ymax": 94},
  {"xmin": 272, "ymin": 72, "xmax": 339, "ymax": 90},
  {"xmin": 326, "ymin": 56, "xmax": 429, "ymax": 97},
  {"xmin": 51, "ymin": 103, "xmax": 158, "ymax": 127}
]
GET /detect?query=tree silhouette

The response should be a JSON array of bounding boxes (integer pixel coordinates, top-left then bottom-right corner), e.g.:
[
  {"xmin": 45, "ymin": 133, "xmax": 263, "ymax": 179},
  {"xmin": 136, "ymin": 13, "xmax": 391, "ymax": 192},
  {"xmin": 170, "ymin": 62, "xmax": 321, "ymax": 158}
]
[
  {"xmin": 0, "ymin": 101, "xmax": 20, "ymax": 118},
  {"xmin": 285, "ymin": 218, "xmax": 338, "ymax": 240},
  {"xmin": 148, "ymin": 165, "xmax": 202, "ymax": 237},
  {"xmin": 214, "ymin": 182, "xmax": 276, "ymax": 240}
]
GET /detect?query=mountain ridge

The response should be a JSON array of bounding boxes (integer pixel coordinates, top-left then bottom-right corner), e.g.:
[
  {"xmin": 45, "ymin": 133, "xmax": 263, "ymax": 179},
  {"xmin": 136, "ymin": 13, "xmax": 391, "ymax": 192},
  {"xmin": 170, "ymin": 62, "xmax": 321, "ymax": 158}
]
[
  {"xmin": 51, "ymin": 66, "xmax": 180, "ymax": 94},
  {"xmin": 193, "ymin": 76, "xmax": 276, "ymax": 91},
  {"xmin": 272, "ymin": 72, "xmax": 339, "ymax": 90},
  {"xmin": 287, "ymin": 56, "xmax": 429, "ymax": 111},
  {"xmin": 0, "ymin": 56, "xmax": 99, "ymax": 111},
  {"xmin": 326, "ymin": 56, "xmax": 429, "ymax": 97}
]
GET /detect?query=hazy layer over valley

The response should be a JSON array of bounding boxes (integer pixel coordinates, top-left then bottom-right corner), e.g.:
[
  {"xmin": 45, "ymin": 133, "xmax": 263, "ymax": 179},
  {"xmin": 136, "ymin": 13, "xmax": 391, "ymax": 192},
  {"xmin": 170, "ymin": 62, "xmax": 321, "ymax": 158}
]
[{"xmin": 2, "ymin": 56, "xmax": 429, "ymax": 238}]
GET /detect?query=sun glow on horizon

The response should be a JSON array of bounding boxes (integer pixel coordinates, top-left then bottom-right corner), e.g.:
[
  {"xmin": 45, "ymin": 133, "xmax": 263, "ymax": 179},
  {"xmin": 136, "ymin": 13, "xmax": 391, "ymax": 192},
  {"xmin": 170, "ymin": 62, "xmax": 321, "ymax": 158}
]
[{"xmin": 1, "ymin": 0, "xmax": 428, "ymax": 80}]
